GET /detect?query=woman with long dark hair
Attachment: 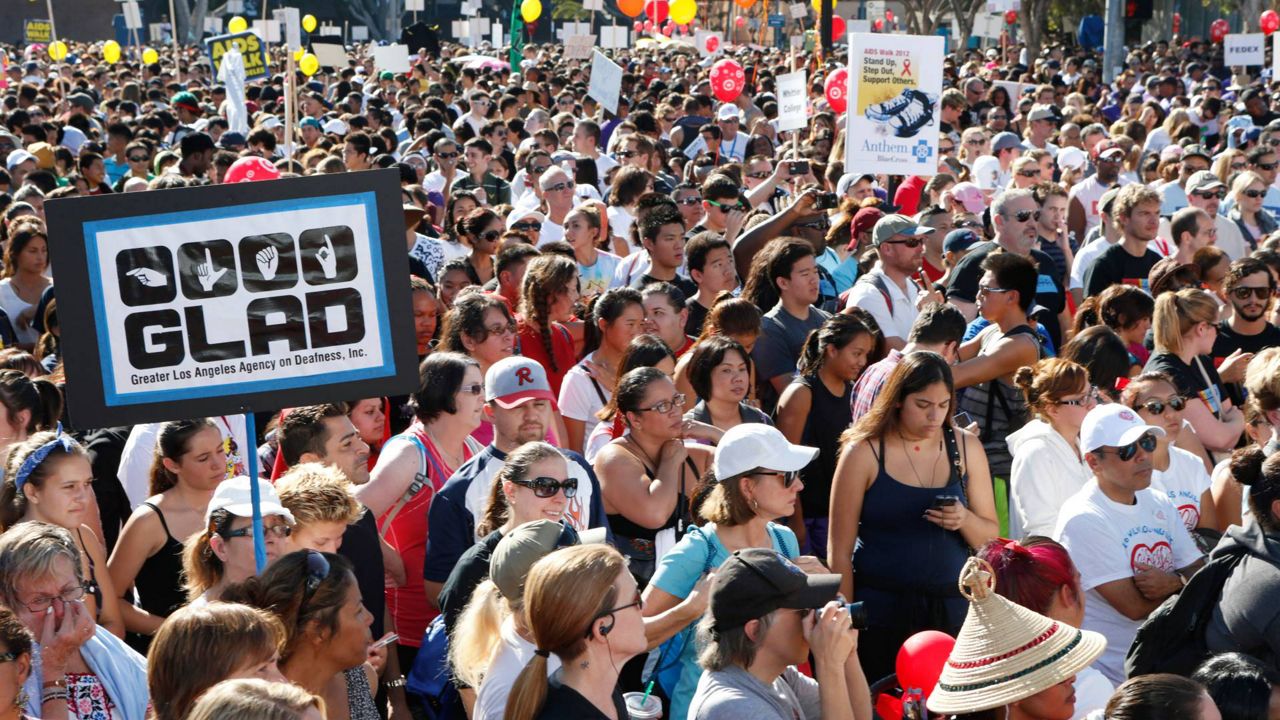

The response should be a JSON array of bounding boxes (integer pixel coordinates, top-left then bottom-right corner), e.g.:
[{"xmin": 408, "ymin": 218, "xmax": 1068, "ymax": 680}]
[
  {"xmin": 559, "ymin": 288, "xmax": 645, "ymax": 454},
  {"xmin": 517, "ymin": 255, "xmax": 580, "ymax": 397},
  {"xmin": 585, "ymin": 335, "xmax": 678, "ymax": 462},
  {"xmin": 0, "ymin": 219, "xmax": 51, "ymax": 350}
]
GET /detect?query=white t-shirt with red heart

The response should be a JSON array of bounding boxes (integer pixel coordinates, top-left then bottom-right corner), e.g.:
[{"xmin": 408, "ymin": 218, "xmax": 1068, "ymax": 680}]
[
  {"xmin": 1053, "ymin": 479, "xmax": 1203, "ymax": 684},
  {"xmin": 1151, "ymin": 446, "xmax": 1213, "ymax": 534}
]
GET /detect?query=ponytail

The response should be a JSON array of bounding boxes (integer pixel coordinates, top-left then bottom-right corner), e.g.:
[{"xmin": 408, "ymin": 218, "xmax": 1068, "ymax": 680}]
[
  {"xmin": 503, "ymin": 653, "xmax": 551, "ymax": 720},
  {"xmin": 1152, "ymin": 288, "xmax": 1217, "ymax": 355},
  {"xmin": 795, "ymin": 329, "xmax": 823, "ymax": 378},
  {"xmin": 450, "ymin": 580, "xmax": 511, "ymax": 690}
]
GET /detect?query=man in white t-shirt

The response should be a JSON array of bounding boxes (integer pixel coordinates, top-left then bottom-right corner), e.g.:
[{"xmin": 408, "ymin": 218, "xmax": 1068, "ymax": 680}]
[
  {"xmin": 845, "ymin": 215, "xmax": 934, "ymax": 351},
  {"xmin": 1068, "ymin": 139, "xmax": 1126, "ymax": 244},
  {"xmin": 1053, "ymin": 404, "xmax": 1204, "ymax": 684}
]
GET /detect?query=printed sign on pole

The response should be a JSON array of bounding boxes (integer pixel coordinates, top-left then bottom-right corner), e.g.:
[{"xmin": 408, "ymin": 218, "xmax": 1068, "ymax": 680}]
[
  {"xmin": 206, "ymin": 32, "xmax": 270, "ymax": 81},
  {"xmin": 311, "ymin": 41, "xmax": 347, "ymax": 68},
  {"xmin": 600, "ymin": 26, "xmax": 629, "ymax": 48},
  {"xmin": 492, "ymin": 22, "xmax": 505, "ymax": 47},
  {"xmin": 865, "ymin": 0, "xmax": 886, "ymax": 16},
  {"xmin": 1225, "ymin": 33, "xmax": 1266, "ymax": 66},
  {"xmin": 123, "ymin": 2, "xmax": 143, "ymax": 30},
  {"xmin": 274, "ymin": 7, "xmax": 302, "ymax": 50},
  {"xmin": 1274, "ymin": 33, "xmax": 1280, "ymax": 81},
  {"xmin": 845, "ymin": 32, "xmax": 945, "ymax": 176},
  {"xmin": 461, "ymin": 1, "xmax": 478, "ymax": 16},
  {"xmin": 373, "ymin": 44, "xmax": 412, "ymax": 72},
  {"xmin": 226, "ymin": 0, "xmax": 244, "ymax": 13},
  {"xmin": 23, "ymin": 20, "xmax": 52, "ymax": 44},
  {"xmin": 406, "ymin": 0, "xmax": 426, "ymax": 9},
  {"xmin": 46, "ymin": 170, "xmax": 419, "ymax": 428},
  {"xmin": 584, "ymin": 0, "xmax": 605, "ymax": 9},
  {"xmin": 588, "ymin": 50, "xmax": 623, "ymax": 113},
  {"xmin": 252, "ymin": 20, "xmax": 282, "ymax": 43},
  {"xmin": 352, "ymin": 25, "xmax": 370, "ymax": 41},
  {"xmin": 776, "ymin": 71, "xmax": 808, "ymax": 131},
  {"xmin": 789, "ymin": 3, "xmax": 807, "ymax": 18},
  {"xmin": 564, "ymin": 34, "xmax": 596, "ymax": 59}
]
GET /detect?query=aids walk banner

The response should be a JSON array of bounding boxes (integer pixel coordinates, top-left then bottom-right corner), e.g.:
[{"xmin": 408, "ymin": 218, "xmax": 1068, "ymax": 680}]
[
  {"xmin": 845, "ymin": 32, "xmax": 945, "ymax": 177},
  {"xmin": 46, "ymin": 170, "xmax": 419, "ymax": 428},
  {"xmin": 205, "ymin": 31, "xmax": 269, "ymax": 80},
  {"xmin": 24, "ymin": 19, "xmax": 53, "ymax": 44}
]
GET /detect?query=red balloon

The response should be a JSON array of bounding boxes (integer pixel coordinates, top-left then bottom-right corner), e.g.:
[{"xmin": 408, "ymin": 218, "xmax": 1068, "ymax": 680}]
[
  {"xmin": 896, "ymin": 631, "xmax": 955, "ymax": 700},
  {"xmin": 875, "ymin": 695, "xmax": 904, "ymax": 720},
  {"xmin": 710, "ymin": 58, "xmax": 745, "ymax": 102},
  {"xmin": 1210, "ymin": 18, "xmax": 1229, "ymax": 43},
  {"xmin": 1262, "ymin": 9, "xmax": 1279, "ymax": 34},
  {"xmin": 735, "ymin": 15, "xmax": 746, "ymax": 26},
  {"xmin": 824, "ymin": 67, "xmax": 849, "ymax": 113},
  {"xmin": 872, "ymin": 17, "xmax": 884, "ymax": 30},
  {"xmin": 644, "ymin": 0, "xmax": 669, "ymax": 23},
  {"xmin": 643, "ymin": 19, "xmax": 654, "ymax": 30},
  {"xmin": 663, "ymin": 23, "xmax": 674, "ymax": 34},
  {"xmin": 223, "ymin": 156, "xmax": 280, "ymax": 184},
  {"xmin": 705, "ymin": 33, "xmax": 720, "ymax": 52},
  {"xmin": 885, "ymin": 9, "xmax": 894, "ymax": 21},
  {"xmin": 1004, "ymin": 9, "xmax": 1017, "ymax": 24},
  {"xmin": 832, "ymin": 15, "xmax": 846, "ymax": 42},
  {"xmin": 634, "ymin": 20, "xmax": 644, "ymax": 30},
  {"xmin": 1172, "ymin": 11, "xmax": 1181, "ymax": 34}
]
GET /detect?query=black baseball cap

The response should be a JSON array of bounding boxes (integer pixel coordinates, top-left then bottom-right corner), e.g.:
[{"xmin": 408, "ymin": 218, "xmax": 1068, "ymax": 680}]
[{"xmin": 709, "ymin": 548, "xmax": 841, "ymax": 632}]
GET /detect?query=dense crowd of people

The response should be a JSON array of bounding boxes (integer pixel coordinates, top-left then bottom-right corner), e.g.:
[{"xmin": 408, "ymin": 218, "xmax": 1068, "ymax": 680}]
[{"xmin": 3, "ymin": 18, "xmax": 1280, "ymax": 720}]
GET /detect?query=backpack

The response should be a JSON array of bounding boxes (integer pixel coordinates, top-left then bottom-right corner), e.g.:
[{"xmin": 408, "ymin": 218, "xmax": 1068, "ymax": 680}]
[
  {"xmin": 1124, "ymin": 542, "xmax": 1248, "ymax": 678},
  {"xmin": 406, "ymin": 614, "xmax": 461, "ymax": 720}
]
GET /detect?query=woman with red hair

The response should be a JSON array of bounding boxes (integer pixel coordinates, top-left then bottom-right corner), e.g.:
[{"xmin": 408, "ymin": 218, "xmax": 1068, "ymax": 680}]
[{"xmin": 976, "ymin": 537, "xmax": 1114, "ymax": 720}]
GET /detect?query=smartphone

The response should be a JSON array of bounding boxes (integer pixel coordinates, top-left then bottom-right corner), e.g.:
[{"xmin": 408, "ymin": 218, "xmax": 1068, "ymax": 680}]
[
  {"xmin": 370, "ymin": 633, "xmax": 400, "ymax": 650},
  {"xmin": 788, "ymin": 160, "xmax": 810, "ymax": 175},
  {"xmin": 953, "ymin": 411, "xmax": 975, "ymax": 428},
  {"xmin": 932, "ymin": 495, "xmax": 961, "ymax": 509},
  {"xmin": 812, "ymin": 192, "xmax": 838, "ymax": 210}
]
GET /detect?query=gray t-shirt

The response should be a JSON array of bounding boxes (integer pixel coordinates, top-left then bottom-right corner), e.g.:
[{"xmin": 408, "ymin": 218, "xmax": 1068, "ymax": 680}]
[
  {"xmin": 752, "ymin": 303, "xmax": 829, "ymax": 411},
  {"xmin": 688, "ymin": 665, "xmax": 822, "ymax": 720}
]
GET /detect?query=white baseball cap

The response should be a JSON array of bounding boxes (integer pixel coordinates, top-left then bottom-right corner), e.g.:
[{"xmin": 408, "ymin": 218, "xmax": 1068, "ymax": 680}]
[
  {"xmin": 205, "ymin": 476, "xmax": 296, "ymax": 526},
  {"xmin": 1056, "ymin": 146, "xmax": 1087, "ymax": 172},
  {"xmin": 713, "ymin": 424, "xmax": 817, "ymax": 480},
  {"xmin": 1079, "ymin": 404, "xmax": 1166, "ymax": 455}
]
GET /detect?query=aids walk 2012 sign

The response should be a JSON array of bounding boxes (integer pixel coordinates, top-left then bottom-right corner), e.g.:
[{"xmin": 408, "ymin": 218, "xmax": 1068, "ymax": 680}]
[
  {"xmin": 47, "ymin": 170, "xmax": 419, "ymax": 428},
  {"xmin": 844, "ymin": 32, "xmax": 945, "ymax": 177},
  {"xmin": 205, "ymin": 30, "xmax": 269, "ymax": 80}
]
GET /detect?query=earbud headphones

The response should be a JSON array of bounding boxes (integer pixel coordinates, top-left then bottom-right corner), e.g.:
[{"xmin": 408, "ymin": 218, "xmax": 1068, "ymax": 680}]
[{"xmin": 599, "ymin": 617, "xmax": 615, "ymax": 637}]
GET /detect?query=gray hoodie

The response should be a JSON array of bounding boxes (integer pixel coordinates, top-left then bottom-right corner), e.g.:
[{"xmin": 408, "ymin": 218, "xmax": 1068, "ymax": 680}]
[{"xmin": 1205, "ymin": 522, "xmax": 1280, "ymax": 670}]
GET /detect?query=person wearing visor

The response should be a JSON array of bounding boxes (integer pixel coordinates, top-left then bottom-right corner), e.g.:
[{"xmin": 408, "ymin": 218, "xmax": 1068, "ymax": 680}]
[
  {"xmin": 687, "ymin": 547, "xmax": 872, "ymax": 720},
  {"xmin": 844, "ymin": 214, "xmax": 937, "ymax": 351},
  {"xmin": 643, "ymin": 424, "xmax": 821, "ymax": 720},
  {"xmin": 1053, "ymin": 403, "xmax": 1204, "ymax": 683}
]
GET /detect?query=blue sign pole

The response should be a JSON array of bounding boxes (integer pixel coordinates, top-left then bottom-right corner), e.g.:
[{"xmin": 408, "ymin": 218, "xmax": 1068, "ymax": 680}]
[{"xmin": 244, "ymin": 411, "xmax": 267, "ymax": 573}]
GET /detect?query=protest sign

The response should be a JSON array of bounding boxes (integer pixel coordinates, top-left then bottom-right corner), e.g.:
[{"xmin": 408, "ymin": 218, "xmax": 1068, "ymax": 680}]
[
  {"xmin": 122, "ymin": 2, "xmax": 143, "ymax": 30},
  {"xmin": 226, "ymin": 0, "xmax": 244, "ymax": 12},
  {"xmin": 564, "ymin": 34, "xmax": 596, "ymax": 59},
  {"xmin": 46, "ymin": 170, "xmax": 418, "ymax": 429},
  {"xmin": 312, "ymin": 41, "xmax": 348, "ymax": 69},
  {"xmin": 584, "ymin": 0, "xmax": 605, "ymax": 10},
  {"xmin": 206, "ymin": 31, "xmax": 269, "ymax": 80},
  {"xmin": 24, "ymin": 19, "xmax": 52, "ymax": 44},
  {"xmin": 1274, "ymin": 33, "xmax": 1280, "ymax": 81},
  {"xmin": 600, "ymin": 26, "xmax": 629, "ymax": 49},
  {"xmin": 1225, "ymin": 33, "xmax": 1265, "ymax": 66},
  {"xmin": 373, "ymin": 44, "xmax": 412, "ymax": 73},
  {"xmin": 253, "ymin": 19, "xmax": 282, "ymax": 43},
  {"xmin": 789, "ymin": 3, "xmax": 807, "ymax": 18},
  {"xmin": 845, "ymin": 32, "xmax": 945, "ymax": 176},
  {"xmin": 695, "ymin": 30, "xmax": 723, "ymax": 56},
  {"xmin": 461, "ymin": 1, "xmax": 478, "ymax": 16},
  {"xmin": 274, "ymin": 7, "xmax": 302, "ymax": 50},
  {"xmin": 589, "ymin": 50, "xmax": 623, "ymax": 113},
  {"xmin": 352, "ymin": 25, "xmax": 370, "ymax": 41},
  {"xmin": 776, "ymin": 71, "xmax": 808, "ymax": 131},
  {"xmin": 406, "ymin": 0, "xmax": 426, "ymax": 9}
]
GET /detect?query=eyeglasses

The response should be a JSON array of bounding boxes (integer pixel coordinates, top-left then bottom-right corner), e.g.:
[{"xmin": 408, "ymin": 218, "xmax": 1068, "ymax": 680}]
[
  {"xmin": 1097, "ymin": 432, "xmax": 1158, "ymax": 461},
  {"xmin": 1135, "ymin": 396, "xmax": 1187, "ymax": 415},
  {"xmin": 17, "ymin": 582, "xmax": 94, "ymax": 614},
  {"xmin": 1055, "ymin": 387, "xmax": 1100, "ymax": 407},
  {"xmin": 459, "ymin": 382, "xmax": 485, "ymax": 396},
  {"xmin": 584, "ymin": 590, "xmax": 644, "ymax": 637},
  {"xmin": 883, "ymin": 237, "xmax": 925, "ymax": 248},
  {"xmin": 512, "ymin": 476, "xmax": 579, "ymax": 498},
  {"xmin": 1013, "ymin": 209, "xmax": 1042, "ymax": 222},
  {"xmin": 1017, "ymin": 170, "xmax": 1041, "ymax": 178},
  {"xmin": 557, "ymin": 98, "xmax": 574, "ymax": 106},
  {"xmin": 1193, "ymin": 190, "xmax": 1226, "ymax": 200},
  {"xmin": 637, "ymin": 393, "xmax": 686, "ymax": 415},
  {"xmin": 435, "ymin": 151, "xmax": 459, "ymax": 159},
  {"xmin": 1243, "ymin": 189, "xmax": 1267, "ymax": 199},
  {"xmin": 1096, "ymin": 157, "xmax": 1122, "ymax": 165},
  {"xmin": 530, "ymin": 164, "xmax": 551, "ymax": 174},
  {"xmin": 128, "ymin": 154, "xmax": 149, "ymax": 162},
  {"xmin": 542, "ymin": 182, "xmax": 572, "ymax": 193},
  {"xmin": 222, "ymin": 523, "xmax": 293, "ymax": 540},
  {"xmin": 511, "ymin": 221, "xmax": 541, "ymax": 232},
  {"xmin": 298, "ymin": 550, "xmax": 332, "ymax": 617},
  {"xmin": 977, "ymin": 284, "xmax": 1013, "ymax": 297},
  {"xmin": 483, "ymin": 320, "xmax": 518, "ymax": 338},
  {"xmin": 1232, "ymin": 286, "xmax": 1273, "ymax": 300},
  {"xmin": 707, "ymin": 199, "xmax": 748, "ymax": 212},
  {"xmin": 675, "ymin": 196, "xmax": 703, "ymax": 206},
  {"xmin": 1257, "ymin": 162, "xmax": 1279, "ymax": 171},
  {"xmin": 753, "ymin": 469, "xmax": 799, "ymax": 488},
  {"xmin": 479, "ymin": 229, "xmax": 501, "ymax": 242}
]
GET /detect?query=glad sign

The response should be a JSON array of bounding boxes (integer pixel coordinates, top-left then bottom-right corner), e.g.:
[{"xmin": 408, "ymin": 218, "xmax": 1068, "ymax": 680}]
[{"xmin": 48, "ymin": 170, "xmax": 418, "ymax": 427}]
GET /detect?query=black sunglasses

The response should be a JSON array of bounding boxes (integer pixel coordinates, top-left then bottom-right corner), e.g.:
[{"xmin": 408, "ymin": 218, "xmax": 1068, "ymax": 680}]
[
  {"xmin": 1256, "ymin": 162, "xmax": 1278, "ymax": 171},
  {"xmin": 883, "ymin": 237, "xmax": 925, "ymax": 248},
  {"xmin": 221, "ymin": 523, "xmax": 292, "ymax": 539},
  {"xmin": 1193, "ymin": 190, "xmax": 1226, "ymax": 200},
  {"xmin": 1232, "ymin": 286, "xmax": 1274, "ymax": 301},
  {"xmin": 1243, "ymin": 189, "xmax": 1267, "ymax": 199},
  {"xmin": 1098, "ymin": 432, "xmax": 1158, "ymax": 461},
  {"xmin": 753, "ymin": 469, "xmax": 799, "ymax": 488},
  {"xmin": 299, "ymin": 550, "xmax": 332, "ymax": 616},
  {"xmin": 583, "ymin": 590, "xmax": 644, "ymax": 638},
  {"xmin": 676, "ymin": 196, "xmax": 703, "ymax": 205},
  {"xmin": 479, "ymin": 229, "xmax": 501, "ymax": 242},
  {"xmin": 1014, "ymin": 209, "xmax": 1042, "ymax": 222},
  {"xmin": 511, "ymin": 221, "xmax": 541, "ymax": 232},
  {"xmin": 1136, "ymin": 396, "xmax": 1186, "ymax": 415},
  {"xmin": 513, "ymin": 476, "xmax": 578, "ymax": 498},
  {"xmin": 435, "ymin": 151, "xmax": 459, "ymax": 159}
]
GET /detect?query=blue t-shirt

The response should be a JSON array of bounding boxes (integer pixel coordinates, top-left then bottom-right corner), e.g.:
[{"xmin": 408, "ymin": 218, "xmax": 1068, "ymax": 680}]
[{"xmin": 650, "ymin": 522, "xmax": 799, "ymax": 720}]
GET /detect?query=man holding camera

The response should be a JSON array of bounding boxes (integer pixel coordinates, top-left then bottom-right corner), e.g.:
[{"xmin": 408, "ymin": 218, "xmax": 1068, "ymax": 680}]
[
  {"xmin": 688, "ymin": 548, "xmax": 872, "ymax": 720},
  {"xmin": 843, "ymin": 215, "xmax": 939, "ymax": 351}
]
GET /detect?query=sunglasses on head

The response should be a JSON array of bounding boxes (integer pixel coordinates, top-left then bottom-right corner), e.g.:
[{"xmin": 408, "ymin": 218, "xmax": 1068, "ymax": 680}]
[
  {"xmin": 1013, "ymin": 209, "xmax": 1041, "ymax": 222},
  {"xmin": 1231, "ymin": 285, "xmax": 1273, "ymax": 300},
  {"xmin": 1136, "ymin": 396, "xmax": 1186, "ymax": 415},
  {"xmin": 299, "ymin": 550, "xmax": 332, "ymax": 615},
  {"xmin": 512, "ymin": 476, "xmax": 579, "ymax": 498},
  {"xmin": 1098, "ymin": 432, "xmax": 1158, "ymax": 461}
]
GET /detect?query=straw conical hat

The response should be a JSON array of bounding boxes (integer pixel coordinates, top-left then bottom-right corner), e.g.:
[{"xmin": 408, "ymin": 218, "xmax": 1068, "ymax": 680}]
[{"xmin": 926, "ymin": 557, "xmax": 1107, "ymax": 715}]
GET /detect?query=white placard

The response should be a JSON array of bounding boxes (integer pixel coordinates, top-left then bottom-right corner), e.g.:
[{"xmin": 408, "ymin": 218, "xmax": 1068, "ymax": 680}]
[
  {"xmin": 564, "ymin": 34, "xmax": 596, "ymax": 59},
  {"xmin": 406, "ymin": 0, "xmax": 426, "ymax": 9},
  {"xmin": 849, "ymin": 18, "xmax": 870, "ymax": 33},
  {"xmin": 789, "ymin": 3, "xmax": 807, "ymax": 18},
  {"xmin": 776, "ymin": 71, "xmax": 808, "ymax": 131},
  {"xmin": 352, "ymin": 25, "xmax": 369, "ymax": 41},
  {"xmin": 451, "ymin": 20, "xmax": 467, "ymax": 39},
  {"xmin": 972, "ymin": 12, "xmax": 1003, "ymax": 39},
  {"xmin": 123, "ymin": 2, "xmax": 143, "ymax": 30},
  {"xmin": 252, "ymin": 19, "xmax": 282, "ymax": 43},
  {"xmin": 790, "ymin": 34, "xmax": 804, "ymax": 49},
  {"xmin": 994, "ymin": 80, "xmax": 1024, "ymax": 102},
  {"xmin": 1274, "ymin": 33, "xmax": 1280, "ymax": 80},
  {"xmin": 600, "ymin": 26, "xmax": 629, "ymax": 49},
  {"xmin": 588, "ymin": 50, "xmax": 623, "ymax": 113},
  {"xmin": 1225, "ymin": 33, "xmax": 1266, "ymax": 66},
  {"xmin": 373, "ymin": 43, "xmax": 411, "ymax": 72},
  {"xmin": 865, "ymin": 0, "xmax": 885, "ymax": 16},
  {"xmin": 226, "ymin": 0, "xmax": 244, "ymax": 12},
  {"xmin": 311, "ymin": 41, "xmax": 348, "ymax": 68},
  {"xmin": 461, "ymin": 1, "xmax": 477, "ymax": 16},
  {"xmin": 318, "ymin": 24, "xmax": 342, "ymax": 36},
  {"xmin": 492, "ymin": 22, "xmax": 504, "ymax": 47},
  {"xmin": 845, "ymin": 32, "xmax": 945, "ymax": 176},
  {"xmin": 584, "ymin": 0, "xmax": 605, "ymax": 9},
  {"xmin": 204, "ymin": 17, "xmax": 223, "ymax": 34},
  {"xmin": 273, "ymin": 7, "xmax": 301, "ymax": 49},
  {"xmin": 468, "ymin": 18, "xmax": 489, "ymax": 46}
]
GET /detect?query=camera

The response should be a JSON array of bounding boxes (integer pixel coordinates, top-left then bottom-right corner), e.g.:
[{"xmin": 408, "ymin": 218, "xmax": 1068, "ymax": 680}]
[
  {"xmin": 812, "ymin": 192, "xmax": 838, "ymax": 210},
  {"xmin": 846, "ymin": 601, "xmax": 867, "ymax": 630},
  {"xmin": 788, "ymin": 160, "xmax": 810, "ymax": 175}
]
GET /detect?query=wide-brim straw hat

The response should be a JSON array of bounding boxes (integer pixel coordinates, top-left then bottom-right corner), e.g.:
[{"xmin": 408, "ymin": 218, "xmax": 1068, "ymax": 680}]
[{"xmin": 927, "ymin": 557, "xmax": 1107, "ymax": 716}]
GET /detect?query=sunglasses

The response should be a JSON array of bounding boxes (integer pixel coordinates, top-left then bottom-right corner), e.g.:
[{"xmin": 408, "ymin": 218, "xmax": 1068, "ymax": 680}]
[
  {"xmin": 1017, "ymin": 170, "xmax": 1041, "ymax": 178},
  {"xmin": 512, "ymin": 476, "xmax": 579, "ymax": 498},
  {"xmin": 1098, "ymin": 432, "xmax": 1158, "ymax": 461},
  {"xmin": 638, "ymin": 393, "xmax": 686, "ymax": 415},
  {"xmin": 966, "ymin": 138, "xmax": 988, "ymax": 145},
  {"xmin": 1257, "ymin": 162, "xmax": 1279, "ymax": 171},
  {"xmin": 529, "ymin": 164, "xmax": 550, "ymax": 174},
  {"xmin": 128, "ymin": 154, "xmax": 149, "ymax": 162},
  {"xmin": 1232, "ymin": 163, "xmax": 1248, "ymax": 171},
  {"xmin": 977, "ymin": 284, "xmax": 1013, "ymax": 297},
  {"xmin": 1193, "ymin": 190, "xmax": 1226, "ymax": 200},
  {"xmin": 222, "ymin": 523, "xmax": 292, "ymax": 539},
  {"xmin": 939, "ymin": 145, "xmax": 956, "ymax": 154},
  {"xmin": 511, "ymin": 221, "xmax": 541, "ymax": 232},
  {"xmin": 459, "ymin": 382, "xmax": 485, "ymax": 396},
  {"xmin": 1014, "ymin": 209, "xmax": 1042, "ymax": 222},
  {"xmin": 478, "ymin": 229, "xmax": 501, "ymax": 242},
  {"xmin": 1136, "ymin": 396, "xmax": 1187, "ymax": 415},
  {"xmin": 1231, "ymin": 286, "xmax": 1274, "ymax": 300},
  {"xmin": 883, "ymin": 237, "xmax": 925, "ymax": 248},
  {"xmin": 676, "ymin": 196, "xmax": 703, "ymax": 206},
  {"xmin": 435, "ymin": 151, "xmax": 459, "ymax": 159},
  {"xmin": 299, "ymin": 550, "xmax": 332, "ymax": 616},
  {"xmin": 753, "ymin": 469, "xmax": 799, "ymax": 488},
  {"xmin": 707, "ymin": 199, "xmax": 748, "ymax": 212},
  {"xmin": 614, "ymin": 150, "xmax": 638, "ymax": 159},
  {"xmin": 584, "ymin": 590, "xmax": 644, "ymax": 638},
  {"xmin": 542, "ymin": 182, "xmax": 572, "ymax": 193},
  {"xmin": 1244, "ymin": 189, "xmax": 1267, "ymax": 199},
  {"xmin": 796, "ymin": 217, "xmax": 831, "ymax": 230}
]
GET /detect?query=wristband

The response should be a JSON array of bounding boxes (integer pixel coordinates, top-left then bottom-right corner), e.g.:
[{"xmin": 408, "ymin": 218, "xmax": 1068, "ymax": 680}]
[
  {"xmin": 386, "ymin": 676, "xmax": 408, "ymax": 688},
  {"xmin": 42, "ymin": 678, "xmax": 66, "ymax": 689},
  {"xmin": 41, "ymin": 689, "xmax": 68, "ymax": 704}
]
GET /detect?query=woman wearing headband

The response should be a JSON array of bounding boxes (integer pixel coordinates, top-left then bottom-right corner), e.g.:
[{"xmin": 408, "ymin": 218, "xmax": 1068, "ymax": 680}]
[{"xmin": 0, "ymin": 430, "xmax": 125, "ymax": 639}]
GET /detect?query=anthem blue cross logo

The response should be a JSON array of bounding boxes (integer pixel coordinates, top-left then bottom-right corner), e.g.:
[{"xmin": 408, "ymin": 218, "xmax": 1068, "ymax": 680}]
[{"xmin": 913, "ymin": 140, "xmax": 934, "ymax": 164}]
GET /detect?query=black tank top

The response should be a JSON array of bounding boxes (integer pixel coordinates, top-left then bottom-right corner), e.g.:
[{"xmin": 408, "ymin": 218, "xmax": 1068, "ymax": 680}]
[
  {"xmin": 796, "ymin": 374, "xmax": 853, "ymax": 518},
  {"xmin": 125, "ymin": 502, "xmax": 188, "ymax": 654}
]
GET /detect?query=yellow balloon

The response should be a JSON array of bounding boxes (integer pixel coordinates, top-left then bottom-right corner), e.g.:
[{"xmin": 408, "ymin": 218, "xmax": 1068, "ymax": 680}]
[
  {"xmin": 810, "ymin": 0, "xmax": 828, "ymax": 12},
  {"xmin": 228, "ymin": 15, "xmax": 248, "ymax": 33},
  {"xmin": 521, "ymin": 0, "xmax": 542, "ymax": 22},
  {"xmin": 302, "ymin": 14, "xmax": 318, "ymax": 32},
  {"xmin": 300, "ymin": 53, "xmax": 320, "ymax": 76},
  {"xmin": 670, "ymin": 0, "xmax": 696, "ymax": 24},
  {"xmin": 294, "ymin": 47, "xmax": 305, "ymax": 61},
  {"xmin": 48, "ymin": 40, "xmax": 67, "ymax": 61},
  {"xmin": 142, "ymin": 47, "xmax": 158, "ymax": 65},
  {"xmin": 103, "ymin": 40, "xmax": 121, "ymax": 64}
]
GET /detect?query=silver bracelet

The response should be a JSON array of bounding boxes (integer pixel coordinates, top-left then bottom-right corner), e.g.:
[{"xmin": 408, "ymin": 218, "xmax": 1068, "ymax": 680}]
[
  {"xmin": 386, "ymin": 676, "xmax": 407, "ymax": 688},
  {"xmin": 41, "ymin": 689, "xmax": 69, "ymax": 704}
]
